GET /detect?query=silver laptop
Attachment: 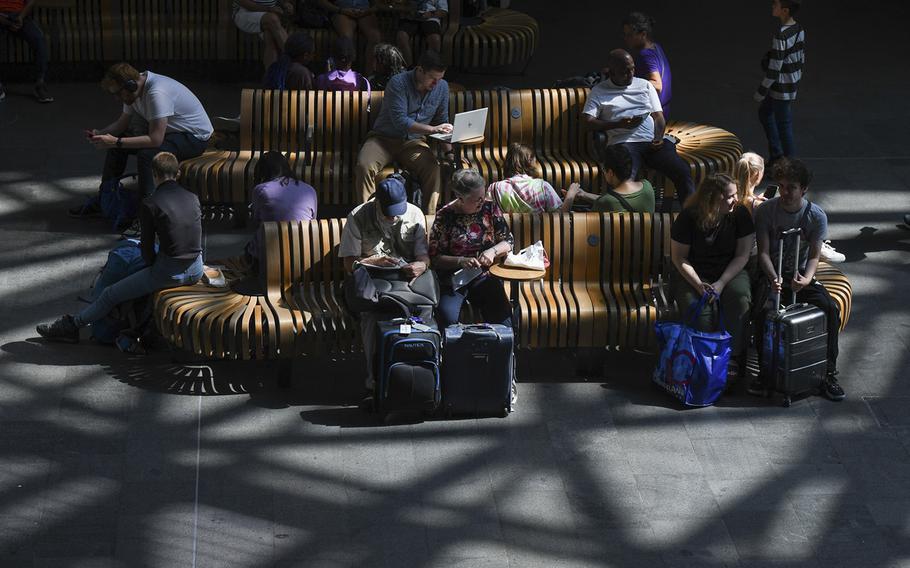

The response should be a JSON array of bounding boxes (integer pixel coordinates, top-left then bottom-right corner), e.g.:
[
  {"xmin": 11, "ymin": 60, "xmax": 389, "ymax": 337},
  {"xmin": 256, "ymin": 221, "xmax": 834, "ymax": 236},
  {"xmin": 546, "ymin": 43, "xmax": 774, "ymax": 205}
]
[{"xmin": 429, "ymin": 107, "xmax": 489, "ymax": 143}]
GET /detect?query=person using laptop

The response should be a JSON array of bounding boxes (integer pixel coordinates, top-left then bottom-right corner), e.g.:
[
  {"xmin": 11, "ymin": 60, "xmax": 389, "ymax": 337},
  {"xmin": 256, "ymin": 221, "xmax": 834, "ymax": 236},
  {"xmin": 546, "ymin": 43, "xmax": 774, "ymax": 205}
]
[
  {"xmin": 354, "ymin": 50, "xmax": 452, "ymax": 213},
  {"xmin": 583, "ymin": 49, "xmax": 694, "ymax": 204}
]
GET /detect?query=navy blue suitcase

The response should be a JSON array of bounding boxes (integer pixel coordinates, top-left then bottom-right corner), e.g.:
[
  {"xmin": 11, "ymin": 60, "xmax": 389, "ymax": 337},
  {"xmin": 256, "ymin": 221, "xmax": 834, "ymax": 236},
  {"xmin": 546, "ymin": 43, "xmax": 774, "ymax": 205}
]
[
  {"xmin": 374, "ymin": 318, "xmax": 442, "ymax": 416},
  {"xmin": 441, "ymin": 323, "xmax": 514, "ymax": 418}
]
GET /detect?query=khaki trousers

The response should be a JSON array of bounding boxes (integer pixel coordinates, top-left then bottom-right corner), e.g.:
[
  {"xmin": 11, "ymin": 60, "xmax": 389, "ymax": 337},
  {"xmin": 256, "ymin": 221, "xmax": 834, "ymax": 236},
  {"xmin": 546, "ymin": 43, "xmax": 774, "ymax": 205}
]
[{"xmin": 355, "ymin": 134, "xmax": 442, "ymax": 212}]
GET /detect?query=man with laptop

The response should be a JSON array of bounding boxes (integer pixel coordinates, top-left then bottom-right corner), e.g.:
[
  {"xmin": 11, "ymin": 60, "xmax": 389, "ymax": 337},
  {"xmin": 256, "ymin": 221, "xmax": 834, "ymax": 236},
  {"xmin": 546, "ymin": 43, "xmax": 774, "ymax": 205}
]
[
  {"xmin": 355, "ymin": 50, "xmax": 453, "ymax": 213},
  {"xmin": 583, "ymin": 49, "xmax": 694, "ymax": 203}
]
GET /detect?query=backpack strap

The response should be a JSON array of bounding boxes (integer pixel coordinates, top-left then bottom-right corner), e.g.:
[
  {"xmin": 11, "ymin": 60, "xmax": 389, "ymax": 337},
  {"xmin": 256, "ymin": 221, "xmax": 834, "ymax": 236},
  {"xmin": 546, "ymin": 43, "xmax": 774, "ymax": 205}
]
[{"xmin": 606, "ymin": 188, "xmax": 635, "ymax": 212}]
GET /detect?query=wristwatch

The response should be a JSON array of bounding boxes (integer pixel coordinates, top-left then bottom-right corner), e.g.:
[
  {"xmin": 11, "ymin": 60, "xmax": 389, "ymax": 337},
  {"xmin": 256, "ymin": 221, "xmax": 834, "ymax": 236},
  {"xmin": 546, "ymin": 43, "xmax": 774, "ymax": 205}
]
[{"xmin": 116, "ymin": 137, "xmax": 123, "ymax": 148}]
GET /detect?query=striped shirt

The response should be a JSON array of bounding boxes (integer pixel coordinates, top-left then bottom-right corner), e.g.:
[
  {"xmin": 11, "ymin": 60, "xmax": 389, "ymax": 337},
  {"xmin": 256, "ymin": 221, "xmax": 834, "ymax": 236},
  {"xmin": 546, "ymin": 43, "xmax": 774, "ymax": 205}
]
[{"xmin": 756, "ymin": 22, "xmax": 805, "ymax": 101}]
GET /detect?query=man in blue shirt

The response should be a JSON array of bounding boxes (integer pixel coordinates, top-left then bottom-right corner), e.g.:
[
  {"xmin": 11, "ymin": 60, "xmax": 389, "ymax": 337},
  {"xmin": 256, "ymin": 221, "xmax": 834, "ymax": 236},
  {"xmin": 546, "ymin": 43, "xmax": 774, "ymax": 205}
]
[{"xmin": 355, "ymin": 50, "xmax": 452, "ymax": 212}]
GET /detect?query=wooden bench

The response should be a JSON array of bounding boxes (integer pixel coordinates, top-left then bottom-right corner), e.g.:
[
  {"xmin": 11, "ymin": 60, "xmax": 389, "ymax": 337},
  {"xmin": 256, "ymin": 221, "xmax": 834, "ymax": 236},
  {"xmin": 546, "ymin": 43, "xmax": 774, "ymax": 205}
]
[
  {"xmin": 179, "ymin": 87, "xmax": 742, "ymax": 215},
  {"xmin": 152, "ymin": 213, "xmax": 852, "ymax": 362},
  {"xmin": 448, "ymin": 7, "xmax": 539, "ymax": 72}
]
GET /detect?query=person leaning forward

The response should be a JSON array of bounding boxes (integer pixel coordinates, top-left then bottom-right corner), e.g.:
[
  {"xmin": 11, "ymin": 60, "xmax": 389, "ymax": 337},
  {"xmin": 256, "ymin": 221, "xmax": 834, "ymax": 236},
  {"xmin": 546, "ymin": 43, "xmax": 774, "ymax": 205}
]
[
  {"xmin": 354, "ymin": 50, "xmax": 452, "ymax": 213},
  {"xmin": 340, "ymin": 175, "xmax": 431, "ymax": 391}
]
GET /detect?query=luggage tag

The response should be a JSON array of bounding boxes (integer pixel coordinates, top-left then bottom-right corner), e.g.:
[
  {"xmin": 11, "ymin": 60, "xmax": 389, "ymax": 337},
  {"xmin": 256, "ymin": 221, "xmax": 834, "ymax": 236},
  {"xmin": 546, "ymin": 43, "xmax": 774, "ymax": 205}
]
[{"xmin": 399, "ymin": 323, "xmax": 412, "ymax": 335}]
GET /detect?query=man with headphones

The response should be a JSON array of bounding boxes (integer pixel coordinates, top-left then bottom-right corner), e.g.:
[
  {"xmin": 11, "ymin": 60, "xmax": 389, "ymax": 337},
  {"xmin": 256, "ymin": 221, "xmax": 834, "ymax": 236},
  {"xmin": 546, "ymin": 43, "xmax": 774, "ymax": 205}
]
[{"xmin": 71, "ymin": 63, "xmax": 213, "ymax": 215}]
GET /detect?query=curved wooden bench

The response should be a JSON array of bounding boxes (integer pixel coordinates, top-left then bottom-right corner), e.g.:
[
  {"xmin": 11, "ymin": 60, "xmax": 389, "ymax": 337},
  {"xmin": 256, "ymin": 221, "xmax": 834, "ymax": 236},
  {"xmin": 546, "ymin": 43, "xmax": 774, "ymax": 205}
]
[
  {"xmin": 0, "ymin": 0, "xmax": 105, "ymax": 72},
  {"xmin": 449, "ymin": 8, "xmax": 538, "ymax": 71},
  {"xmin": 153, "ymin": 213, "xmax": 685, "ymax": 358},
  {"xmin": 179, "ymin": 88, "xmax": 742, "ymax": 217}
]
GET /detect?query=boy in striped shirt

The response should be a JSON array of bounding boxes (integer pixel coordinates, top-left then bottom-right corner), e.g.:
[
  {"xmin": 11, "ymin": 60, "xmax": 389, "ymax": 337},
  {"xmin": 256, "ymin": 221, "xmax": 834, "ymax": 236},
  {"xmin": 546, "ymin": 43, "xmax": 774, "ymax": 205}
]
[{"xmin": 754, "ymin": 0, "xmax": 804, "ymax": 163}]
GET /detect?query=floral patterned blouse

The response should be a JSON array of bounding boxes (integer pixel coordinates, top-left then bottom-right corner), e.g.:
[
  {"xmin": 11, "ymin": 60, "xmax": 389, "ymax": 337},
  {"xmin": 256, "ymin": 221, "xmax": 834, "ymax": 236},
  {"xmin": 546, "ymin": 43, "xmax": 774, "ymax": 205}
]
[{"xmin": 428, "ymin": 200, "xmax": 513, "ymax": 267}]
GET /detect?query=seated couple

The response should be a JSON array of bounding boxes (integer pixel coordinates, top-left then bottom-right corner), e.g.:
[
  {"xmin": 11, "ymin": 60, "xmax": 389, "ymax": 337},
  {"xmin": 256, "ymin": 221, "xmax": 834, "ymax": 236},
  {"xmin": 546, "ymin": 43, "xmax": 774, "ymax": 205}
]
[
  {"xmin": 487, "ymin": 143, "xmax": 656, "ymax": 214},
  {"xmin": 341, "ymin": 170, "xmax": 513, "ymax": 391},
  {"xmin": 669, "ymin": 158, "xmax": 844, "ymax": 401}
]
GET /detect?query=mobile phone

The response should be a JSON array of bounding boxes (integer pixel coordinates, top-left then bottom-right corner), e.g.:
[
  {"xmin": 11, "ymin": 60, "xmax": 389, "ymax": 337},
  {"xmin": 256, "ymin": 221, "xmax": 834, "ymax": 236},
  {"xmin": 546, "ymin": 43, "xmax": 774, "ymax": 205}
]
[
  {"xmin": 763, "ymin": 184, "xmax": 779, "ymax": 199},
  {"xmin": 84, "ymin": 129, "xmax": 95, "ymax": 139}
]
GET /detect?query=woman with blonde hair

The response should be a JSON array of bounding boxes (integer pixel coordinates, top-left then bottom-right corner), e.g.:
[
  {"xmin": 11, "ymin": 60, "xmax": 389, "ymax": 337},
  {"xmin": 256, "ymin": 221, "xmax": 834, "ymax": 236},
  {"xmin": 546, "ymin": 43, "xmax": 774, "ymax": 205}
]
[
  {"xmin": 734, "ymin": 151, "xmax": 767, "ymax": 212},
  {"xmin": 669, "ymin": 173, "xmax": 754, "ymax": 381},
  {"xmin": 487, "ymin": 143, "xmax": 579, "ymax": 214}
]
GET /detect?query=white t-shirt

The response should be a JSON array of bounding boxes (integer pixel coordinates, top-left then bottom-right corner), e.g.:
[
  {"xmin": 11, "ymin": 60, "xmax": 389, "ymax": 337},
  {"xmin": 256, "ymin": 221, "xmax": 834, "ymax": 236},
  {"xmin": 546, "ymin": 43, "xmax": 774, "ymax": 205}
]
[
  {"xmin": 583, "ymin": 77, "xmax": 662, "ymax": 145},
  {"xmin": 124, "ymin": 72, "xmax": 213, "ymax": 141}
]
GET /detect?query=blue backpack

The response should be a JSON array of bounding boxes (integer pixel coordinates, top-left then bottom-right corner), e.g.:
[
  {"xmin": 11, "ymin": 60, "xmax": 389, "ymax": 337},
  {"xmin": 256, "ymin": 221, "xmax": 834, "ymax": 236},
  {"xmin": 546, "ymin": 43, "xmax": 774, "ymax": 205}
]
[
  {"xmin": 88, "ymin": 239, "xmax": 153, "ymax": 344},
  {"xmin": 73, "ymin": 175, "xmax": 140, "ymax": 232}
]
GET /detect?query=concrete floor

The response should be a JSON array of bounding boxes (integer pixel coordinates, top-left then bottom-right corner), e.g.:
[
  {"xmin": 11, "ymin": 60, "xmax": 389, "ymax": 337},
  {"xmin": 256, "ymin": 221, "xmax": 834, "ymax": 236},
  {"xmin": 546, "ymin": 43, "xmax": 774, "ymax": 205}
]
[{"xmin": 1, "ymin": 1, "xmax": 910, "ymax": 566}]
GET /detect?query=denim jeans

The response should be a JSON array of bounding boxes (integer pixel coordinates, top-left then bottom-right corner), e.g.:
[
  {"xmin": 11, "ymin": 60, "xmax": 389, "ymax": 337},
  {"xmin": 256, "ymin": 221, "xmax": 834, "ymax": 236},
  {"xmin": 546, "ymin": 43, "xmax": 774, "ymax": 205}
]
[
  {"xmin": 74, "ymin": 254, "xmax": 203, "ymax": 326},
  {"xmin": 620, "ymin": 140, "xmax": 695, "ymax": 204},
  {"xmin": 436, "ymin": 274, "xmax": 513, "ymax": 330},
  {"xmin": 102, "ymin": 132, "xmax": 208, "ymax": 197},
  {"xmin": 758, "ymin": 97, "xmax": 794, "ymax": 161},
  {"xmin": 0, "ymin": 14, "xmax": 48, "ymax": 82}
]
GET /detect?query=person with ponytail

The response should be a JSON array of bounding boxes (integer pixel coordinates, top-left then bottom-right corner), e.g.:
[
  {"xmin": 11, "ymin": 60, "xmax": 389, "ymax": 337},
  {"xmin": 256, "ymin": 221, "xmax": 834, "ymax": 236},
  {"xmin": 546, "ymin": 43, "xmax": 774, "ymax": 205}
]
[
  {"xmin": 669, "ymin": 173, "xmax": 754, "ymax": 382},
  {"xmin": 734, "ymin": 152, "xmax": 768, "ymax": 213}
]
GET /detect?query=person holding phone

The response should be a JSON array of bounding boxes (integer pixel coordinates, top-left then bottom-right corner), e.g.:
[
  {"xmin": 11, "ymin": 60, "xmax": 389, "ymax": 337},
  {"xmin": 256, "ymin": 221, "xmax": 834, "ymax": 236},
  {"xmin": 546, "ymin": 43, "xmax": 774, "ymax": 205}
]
[
  {"xmin": 0, "ymin": 0, "xmax": 53, "ymax": 103},
  {"xmin": 582, "ymin": 49, "xmax": 694, "ymax": 204},
  {"xmin": 428, "ymin": 169, "xmax": 513, "ymax": 330}
]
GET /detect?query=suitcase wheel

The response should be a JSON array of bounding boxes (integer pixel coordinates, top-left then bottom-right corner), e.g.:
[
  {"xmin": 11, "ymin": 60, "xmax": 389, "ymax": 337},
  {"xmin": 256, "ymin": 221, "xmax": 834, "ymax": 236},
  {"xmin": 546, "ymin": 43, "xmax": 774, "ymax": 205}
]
[
  {"xmin": 499, "ymin": 405, "xmax": 510, "ymax": 418},
  {"xmin": 782, "ymin": 396, "xmax": 792, "ymax": 408}
]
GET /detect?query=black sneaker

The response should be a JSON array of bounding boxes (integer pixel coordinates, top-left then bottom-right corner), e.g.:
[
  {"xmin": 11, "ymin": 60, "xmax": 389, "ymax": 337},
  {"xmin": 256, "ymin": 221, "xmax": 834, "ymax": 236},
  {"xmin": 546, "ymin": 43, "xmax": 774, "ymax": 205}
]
[
  {"xmin": 37, "ymin": 315, "xmax": 79, "ymax": 343},
  {"xmin": 34, "ymin": 82, "xmax": 54, "ymax": 103},
  {"xmin": 68, "ymin": 198, "xmax": 102, "ymax": 218},
  {"xmin": 823, "ymin": 374, "xmax": 845, "ymax": 401},
  {"xmin": 747, "ymin": 377, "xmax": 768, "ymax": 397}
]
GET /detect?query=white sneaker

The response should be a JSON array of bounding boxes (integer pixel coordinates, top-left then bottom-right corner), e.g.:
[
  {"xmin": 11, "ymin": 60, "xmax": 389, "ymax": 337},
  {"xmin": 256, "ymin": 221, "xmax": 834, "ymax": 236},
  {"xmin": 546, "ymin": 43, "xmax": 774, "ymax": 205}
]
[{"xmin": 820, "ymin": 240, "xmax": 845, "ymax": 263}]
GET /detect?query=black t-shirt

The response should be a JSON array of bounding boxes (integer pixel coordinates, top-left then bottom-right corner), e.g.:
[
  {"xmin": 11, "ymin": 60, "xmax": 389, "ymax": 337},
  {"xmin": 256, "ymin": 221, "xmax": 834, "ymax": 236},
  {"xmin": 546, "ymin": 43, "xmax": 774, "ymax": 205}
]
[
  {"xmin": 670, "ymin": 205, "xmax": 755, "ymax": 282},
  {"xmin": 139, "ymin": 180, "xmax": 203, "ymax": 265}
]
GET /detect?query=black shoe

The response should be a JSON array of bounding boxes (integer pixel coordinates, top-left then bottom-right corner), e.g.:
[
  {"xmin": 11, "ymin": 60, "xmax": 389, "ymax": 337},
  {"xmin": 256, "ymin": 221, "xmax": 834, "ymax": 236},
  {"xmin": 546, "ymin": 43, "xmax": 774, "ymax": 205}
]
[
  {"xmin": 747, "ymin": 377, "xmax": 768, "ymax": 397},
  {"xmin": 903, "ymin": 214, "xmax": 910, "ymax": 227},
  {"xmin": 34, "ymin": 82, "xmax": 54, "ymax": 103},
  {"xmin": 68, "ymin": 198, "xmax": 102, "ymax": 218},
  {"xmin": 823, "ymin": 374, "xmax": 845, "ymax": 401},
  {"xmin": 37, "ymin": 315, "xmax": 79, "ymax": 343},
  {"xmin": 118, "ymin": 217, "xmax": 141, "ymax": 237}
]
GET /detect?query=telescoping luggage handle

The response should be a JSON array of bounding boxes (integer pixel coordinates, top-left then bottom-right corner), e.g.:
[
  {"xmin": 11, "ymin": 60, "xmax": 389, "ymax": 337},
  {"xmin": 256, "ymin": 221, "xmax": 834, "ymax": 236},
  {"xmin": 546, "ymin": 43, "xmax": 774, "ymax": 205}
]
[{"xmin": 775, "ymin": 228, "xmax": 802, "ymax": 311}]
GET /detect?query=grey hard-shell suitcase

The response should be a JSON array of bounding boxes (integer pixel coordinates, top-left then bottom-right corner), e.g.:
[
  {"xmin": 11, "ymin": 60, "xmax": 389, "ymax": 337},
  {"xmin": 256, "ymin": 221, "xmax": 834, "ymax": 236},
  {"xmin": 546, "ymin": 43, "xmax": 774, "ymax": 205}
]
[{"xmin": 761, "ymin": 228, "xmax": 827, "ymax": 406}]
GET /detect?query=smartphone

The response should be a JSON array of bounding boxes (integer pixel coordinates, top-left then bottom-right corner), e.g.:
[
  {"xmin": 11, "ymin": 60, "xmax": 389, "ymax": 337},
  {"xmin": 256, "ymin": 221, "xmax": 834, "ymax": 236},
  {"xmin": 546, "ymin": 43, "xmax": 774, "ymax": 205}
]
[
  {"xmin": 762, "ymin": 184, "xmax": 779, "ymax": 199},
  {"xmin": 84, "ymin": 129, "xmax": 95, "ymax": 139}
]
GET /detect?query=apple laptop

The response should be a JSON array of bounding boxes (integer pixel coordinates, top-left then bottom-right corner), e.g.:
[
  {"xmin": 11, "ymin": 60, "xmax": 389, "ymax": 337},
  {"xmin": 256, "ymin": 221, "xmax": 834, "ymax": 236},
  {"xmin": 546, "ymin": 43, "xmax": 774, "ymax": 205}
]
[{"xmin": 429, "ymin": 107, "xmax": 488, "ymax": 143}]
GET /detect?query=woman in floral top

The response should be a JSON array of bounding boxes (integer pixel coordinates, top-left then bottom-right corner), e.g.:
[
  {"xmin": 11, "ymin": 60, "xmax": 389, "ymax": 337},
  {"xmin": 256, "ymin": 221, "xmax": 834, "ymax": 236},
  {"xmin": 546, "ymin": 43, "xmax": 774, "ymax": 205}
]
[
  {"xmin": 487, "ymin": 143, "xmax": 580, "ymax": 214},
  {"xmin": 429, "ymin": 169, "xmax": 514, "ymax": 328}
]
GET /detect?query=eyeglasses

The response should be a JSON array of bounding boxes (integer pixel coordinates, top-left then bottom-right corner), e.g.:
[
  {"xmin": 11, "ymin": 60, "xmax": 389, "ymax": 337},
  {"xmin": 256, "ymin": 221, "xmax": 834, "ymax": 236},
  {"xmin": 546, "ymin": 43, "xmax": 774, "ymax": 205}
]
[{"xmin": 459, "ymin": 194, "xmax": 485, "ymax": 206}]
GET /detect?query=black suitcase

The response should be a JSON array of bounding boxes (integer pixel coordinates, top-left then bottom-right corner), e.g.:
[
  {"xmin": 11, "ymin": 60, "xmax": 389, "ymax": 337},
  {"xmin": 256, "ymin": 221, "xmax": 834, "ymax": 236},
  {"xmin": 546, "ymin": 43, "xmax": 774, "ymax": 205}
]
[
  {"xmin": 761, "ymin": 228, "xmax": 827, "ymax": 406},
  {"xmin": 441, "ymin": 323, "xmax": 514, "ymax": 418},
  {"xmin": 374, "ymin": 317, "xmax": 442, "ymax": 416}
]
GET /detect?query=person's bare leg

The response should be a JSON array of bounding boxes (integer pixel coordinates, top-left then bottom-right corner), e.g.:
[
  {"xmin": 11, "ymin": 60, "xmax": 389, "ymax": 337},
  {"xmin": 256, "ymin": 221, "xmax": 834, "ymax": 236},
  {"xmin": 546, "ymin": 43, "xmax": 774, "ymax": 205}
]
[
  {"xmin": 260, "ymin": 12, "xmax": 287, "ymax": 69},
  {"xmin": 396, "ymin": 30, "xmax": 413, "ymax": 67},
  {"xmin": 426, "ymin": 33, "xmax": 441, "ymax": 55}
]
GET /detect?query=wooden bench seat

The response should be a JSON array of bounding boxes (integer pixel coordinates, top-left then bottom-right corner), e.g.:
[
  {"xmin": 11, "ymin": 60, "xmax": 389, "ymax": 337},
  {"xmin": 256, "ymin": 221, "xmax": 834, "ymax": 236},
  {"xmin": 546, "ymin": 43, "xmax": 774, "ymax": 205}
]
[
  {"xmin": 449, "ymin": 8, "xmax": 539, "ymax": 71},
  {"xmin": 180, "ymin": 87, "xmax": 741, "ymax": 216},
  {"xmin": 154, "ymin": 211, "xmax": 854, "ymax": 362}
]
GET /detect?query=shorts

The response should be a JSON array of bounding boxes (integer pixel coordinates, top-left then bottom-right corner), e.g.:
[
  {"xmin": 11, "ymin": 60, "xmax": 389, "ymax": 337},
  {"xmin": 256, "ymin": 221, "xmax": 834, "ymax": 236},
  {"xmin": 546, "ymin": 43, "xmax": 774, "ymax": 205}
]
[
  {"xmin": 233, "ymin": 7, "xmax": 268, "ymax": 36},
  {"xmin": 398, "ymin": 18, "xmax": 442, "ymax": 37}
]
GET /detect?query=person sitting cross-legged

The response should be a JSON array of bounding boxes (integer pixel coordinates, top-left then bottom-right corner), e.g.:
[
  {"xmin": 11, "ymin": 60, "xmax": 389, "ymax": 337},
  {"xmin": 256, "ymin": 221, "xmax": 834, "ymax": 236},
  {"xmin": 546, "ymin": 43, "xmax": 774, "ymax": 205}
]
[
  {"xmin": 583, "ymin": 48, "xmax": 694, "ymax": 205},
  {"xmin": 37, "ymin": 153, "xmax": 204, "ymax": 343}
]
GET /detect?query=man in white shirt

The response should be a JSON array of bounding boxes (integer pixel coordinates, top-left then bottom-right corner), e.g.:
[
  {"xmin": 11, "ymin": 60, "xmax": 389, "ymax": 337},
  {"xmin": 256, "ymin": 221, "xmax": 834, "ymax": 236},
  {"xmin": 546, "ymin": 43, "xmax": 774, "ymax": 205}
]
[
  {"xmin": 583, "ymin": 49, "xmax": 694, "ymax": 203},
  {"xmin": 73, "ymin": 63, "xmax": 213, "ymax": 214}
]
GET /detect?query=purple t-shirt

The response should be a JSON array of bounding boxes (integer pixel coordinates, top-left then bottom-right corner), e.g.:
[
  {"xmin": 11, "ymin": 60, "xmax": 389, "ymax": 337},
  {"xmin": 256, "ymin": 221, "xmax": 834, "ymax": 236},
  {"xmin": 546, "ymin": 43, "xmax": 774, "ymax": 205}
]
[
  {"xmin": 634, "ymin": 43, "xmax": 672, "ymax": 117},
  {"xmin": 247, "ymin": 177, "xmax": 318, "ymax": 259}
]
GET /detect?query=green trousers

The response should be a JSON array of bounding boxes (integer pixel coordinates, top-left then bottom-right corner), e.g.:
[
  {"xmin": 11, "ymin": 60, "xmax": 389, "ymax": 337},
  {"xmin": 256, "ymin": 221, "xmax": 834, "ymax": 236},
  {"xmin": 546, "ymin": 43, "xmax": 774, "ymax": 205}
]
[{"xmin": 670, "ymin": 269, "xmax": 752, "ymax": 356}]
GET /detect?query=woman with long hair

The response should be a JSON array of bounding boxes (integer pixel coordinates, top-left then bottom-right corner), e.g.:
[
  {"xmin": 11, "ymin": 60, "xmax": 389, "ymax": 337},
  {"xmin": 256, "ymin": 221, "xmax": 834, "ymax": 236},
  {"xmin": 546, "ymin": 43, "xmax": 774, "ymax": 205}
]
[
  {"xmin": 487, "ymin": 143, "xmax": 579, "ymax": 214},
  {"xmin": 734, "ymin": 151, "xmax": 767, "ymax": 212},
  {"xmin": 246, "ymin": 151, "xmax": 317, "ymax": 271},
  {"xmin": 669, "ymin": 173, "xmax": 754, "ymax": 381},
  {"xmin": 369, "ymin": 43, "xmax": 407, "ymax": 91}
]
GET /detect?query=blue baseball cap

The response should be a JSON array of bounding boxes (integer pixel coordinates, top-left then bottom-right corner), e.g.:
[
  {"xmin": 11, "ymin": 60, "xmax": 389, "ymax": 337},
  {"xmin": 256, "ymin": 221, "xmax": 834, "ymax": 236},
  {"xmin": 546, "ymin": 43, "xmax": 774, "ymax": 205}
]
[{"xmin": 376, "ymin": 176, "xmax": 408, "ymax": 217}]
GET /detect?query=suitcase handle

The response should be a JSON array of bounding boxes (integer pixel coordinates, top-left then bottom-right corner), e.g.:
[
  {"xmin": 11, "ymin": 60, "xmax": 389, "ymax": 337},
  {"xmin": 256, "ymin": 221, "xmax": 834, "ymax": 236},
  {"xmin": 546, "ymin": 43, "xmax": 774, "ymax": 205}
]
[
  {"xmin": 775, "ymin": 228, "xmax": 801, "ymax": 311},
  {"xmin": 461, "ymin": 323, "xmax": 501, "ymax": 341}
]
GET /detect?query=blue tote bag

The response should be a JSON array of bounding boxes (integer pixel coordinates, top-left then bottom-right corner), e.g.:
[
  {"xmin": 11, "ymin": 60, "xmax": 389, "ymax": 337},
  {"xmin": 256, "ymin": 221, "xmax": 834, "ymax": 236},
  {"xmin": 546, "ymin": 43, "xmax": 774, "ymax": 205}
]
[{"xmin": 652, "ymin": 292, "xmax": 731, "ymax": 407}]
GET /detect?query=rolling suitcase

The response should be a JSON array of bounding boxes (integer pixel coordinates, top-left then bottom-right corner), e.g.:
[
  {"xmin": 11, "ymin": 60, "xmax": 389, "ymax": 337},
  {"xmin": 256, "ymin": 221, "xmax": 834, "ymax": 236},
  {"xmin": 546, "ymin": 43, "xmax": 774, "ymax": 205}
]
[
  {"xmin": 761, "ymin": 228, "xmax": 827, "ymax": 407},
  {"xmin": 441, "ymin": 323, "xmax": 515, "ymax": 418},
  {"xmin": 374, "ymin": 317, "xmax": 442, "ymax": 417}
]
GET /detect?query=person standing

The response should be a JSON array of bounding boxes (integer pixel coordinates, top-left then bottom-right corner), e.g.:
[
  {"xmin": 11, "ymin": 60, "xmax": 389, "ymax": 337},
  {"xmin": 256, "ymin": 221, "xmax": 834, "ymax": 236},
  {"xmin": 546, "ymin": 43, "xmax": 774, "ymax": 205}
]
[
  {"xmin": 622, "ymin": 11, "xmax": 671, "ymax": 119},
  {"xmin": 754, "ymin": 0, "xmax": 805, "ymax": 164},
  {"xmin": 0, "ymin": 0, "xmax": 53, "ymax": 103}
]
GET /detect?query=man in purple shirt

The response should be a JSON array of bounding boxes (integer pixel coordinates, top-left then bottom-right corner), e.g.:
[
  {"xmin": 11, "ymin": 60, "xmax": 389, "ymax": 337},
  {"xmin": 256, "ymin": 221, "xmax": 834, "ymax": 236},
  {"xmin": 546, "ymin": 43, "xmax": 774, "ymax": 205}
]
[{"xmin": 623, "ymin": 11, "xmax": 673, "ymax": 120}]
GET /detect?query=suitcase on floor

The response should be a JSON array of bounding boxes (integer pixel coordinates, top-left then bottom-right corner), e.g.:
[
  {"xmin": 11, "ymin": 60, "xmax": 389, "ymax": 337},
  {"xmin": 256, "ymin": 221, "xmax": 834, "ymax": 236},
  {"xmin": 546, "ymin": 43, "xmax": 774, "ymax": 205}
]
[
  {"xmin": 761, "ymin": 228, "xmax": 827, "ymax": 406},
  {"xmin": 441, "ymin": 323, "xmax": 515, "ymax": 418},
  {"xmin": 374, "ymin": 317, "xmax": 442, "ymax": 416}
]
